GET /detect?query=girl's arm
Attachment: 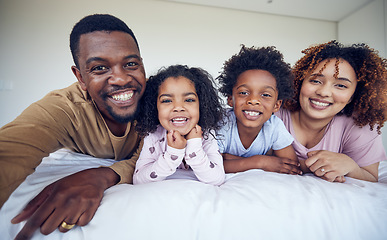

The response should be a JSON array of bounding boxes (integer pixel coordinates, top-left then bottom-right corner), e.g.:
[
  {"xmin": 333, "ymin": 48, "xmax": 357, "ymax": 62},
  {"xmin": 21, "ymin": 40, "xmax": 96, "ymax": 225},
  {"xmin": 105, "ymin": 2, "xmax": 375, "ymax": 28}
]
[
  {"xmin": 133, "ymin": 135, "xmax": 185, "ymax": 184},
  {"xmin": 305, "ymin": 150, "xmax": 379, "ymax": 182},
  {"xmin": 185, "ymin": 130, "xmax": 225, "ymax": 185},
  {"xmin": 223, "ymin": 146, "xmax": 301, "ymax": 175}
]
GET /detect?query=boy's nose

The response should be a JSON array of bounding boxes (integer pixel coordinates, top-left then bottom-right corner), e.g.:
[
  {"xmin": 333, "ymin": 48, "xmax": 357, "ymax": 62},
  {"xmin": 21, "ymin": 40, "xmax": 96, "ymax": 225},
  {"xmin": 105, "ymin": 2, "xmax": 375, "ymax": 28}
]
[{"xmin": 247, "ymin": 98, "xmax": 260, "ymax": 105}]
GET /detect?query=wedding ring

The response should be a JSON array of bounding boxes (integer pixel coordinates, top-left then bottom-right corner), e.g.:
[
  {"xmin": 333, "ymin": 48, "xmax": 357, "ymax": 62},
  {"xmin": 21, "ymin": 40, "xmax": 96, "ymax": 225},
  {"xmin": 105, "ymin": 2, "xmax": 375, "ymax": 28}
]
[
  {"xmin": 321, "ymin": 168, "xmax": 325, "ymax": 173},
  {"xmin": 61, "ymin": 221, "xmax": 75, "ymax": 230}
]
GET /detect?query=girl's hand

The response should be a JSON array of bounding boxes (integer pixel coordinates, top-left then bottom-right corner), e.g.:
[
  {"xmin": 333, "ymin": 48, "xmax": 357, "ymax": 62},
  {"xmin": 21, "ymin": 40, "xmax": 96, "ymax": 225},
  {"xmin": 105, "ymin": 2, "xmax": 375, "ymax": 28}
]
[
  {"xmin": 305, "ymin": 150, "xmax": 358, "ymax": 182},
  {"xmin": 186, "ymin": 124, "xmax": 203, "ymax": 140},
  {"xmin": 167, "ymin": 130, "xmax": 186, "ymax": 149}
]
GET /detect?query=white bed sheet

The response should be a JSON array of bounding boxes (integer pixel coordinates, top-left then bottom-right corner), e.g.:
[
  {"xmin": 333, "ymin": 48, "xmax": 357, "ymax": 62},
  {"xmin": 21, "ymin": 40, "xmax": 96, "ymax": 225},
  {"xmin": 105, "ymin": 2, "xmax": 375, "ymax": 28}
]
[{"xmin": 1, "ymin": 148, "xmax": 387, "ymax": 240}]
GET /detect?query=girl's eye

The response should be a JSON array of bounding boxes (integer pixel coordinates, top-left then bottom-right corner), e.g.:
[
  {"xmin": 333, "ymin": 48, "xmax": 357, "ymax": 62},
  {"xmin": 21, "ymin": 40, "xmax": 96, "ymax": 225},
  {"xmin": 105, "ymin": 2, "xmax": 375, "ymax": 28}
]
[
  {"xmin": 160, "ymin": 99, "xmax": 172, "ymax": 103},
  {"xmin": 185, "ymin": 98, "xmax": 196, "ymax": 103},
  {"xmin": 238, "ymin": 91, "xmax": 248, "ymax": 95}
]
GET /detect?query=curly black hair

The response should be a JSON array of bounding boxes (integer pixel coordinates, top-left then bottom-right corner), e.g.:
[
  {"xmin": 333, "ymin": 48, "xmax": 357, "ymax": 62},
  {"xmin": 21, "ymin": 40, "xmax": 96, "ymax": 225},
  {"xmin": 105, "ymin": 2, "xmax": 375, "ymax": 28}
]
[
  {"xmin": 284, "ymin": 40, "xmax": 387, "ymax": 133},
  {"xmin": 217, "ymin": 45, "xmax": 294, "ymax": 100},
  {"xmin": 136, "ymin": 65, "xmax": 225, "ymax": 137},
  {"xmin": 70, "ymin": 14, "xmax": 139, "ymax": 68}
]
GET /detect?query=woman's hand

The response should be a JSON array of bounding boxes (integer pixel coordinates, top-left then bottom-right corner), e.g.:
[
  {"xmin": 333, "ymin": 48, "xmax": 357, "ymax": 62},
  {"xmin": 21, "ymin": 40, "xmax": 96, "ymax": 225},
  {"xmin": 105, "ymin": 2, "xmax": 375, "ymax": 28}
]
[
  {"xmin": 167, "ymin": 130, "xmax": 186, "ymax": 149},
  {"xmin": 186, "ymin": 124, "xmax": 203, "ymax": 140},
  {"xmin": 305, "ymin": 150, "xmax": 357, "ymax": 182}
]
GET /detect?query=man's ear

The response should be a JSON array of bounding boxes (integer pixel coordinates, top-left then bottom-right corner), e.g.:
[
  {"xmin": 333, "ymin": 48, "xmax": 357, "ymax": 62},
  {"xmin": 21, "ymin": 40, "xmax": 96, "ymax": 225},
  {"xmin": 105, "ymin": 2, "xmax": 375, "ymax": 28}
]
[
  {"xmin": 71, "ymin": 66, "xmax": 87, "ymax": 91},
  {"xmin": 272, "ymin": 99, "xmax": 282, "ymax": 113},
  {"xmin": 227, "ymin": 95, "xmax": 233, "ymax": 107}
]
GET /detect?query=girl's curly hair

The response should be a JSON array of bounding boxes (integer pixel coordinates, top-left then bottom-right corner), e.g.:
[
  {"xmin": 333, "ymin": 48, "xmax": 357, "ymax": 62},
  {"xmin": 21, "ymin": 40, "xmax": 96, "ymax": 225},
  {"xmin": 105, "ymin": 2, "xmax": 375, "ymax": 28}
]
[
  {"xmin": 217, "ymin": 45, "xmax": 294, "ymax": 101},
  {"xmin": 283, "ymin": 40, "xmax": 387, "ymax": 133},
  {"xmin": 136, "ymin": 65, "xmax": 225, "ymax": 137}
]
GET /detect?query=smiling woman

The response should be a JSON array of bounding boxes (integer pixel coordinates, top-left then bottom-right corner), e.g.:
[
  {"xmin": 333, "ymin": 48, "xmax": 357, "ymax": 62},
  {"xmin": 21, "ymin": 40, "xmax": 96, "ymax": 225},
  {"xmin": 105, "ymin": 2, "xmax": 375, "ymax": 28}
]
[{"xmin": 276, "ymin": 40, "xmax": 387, "ymax": 182}]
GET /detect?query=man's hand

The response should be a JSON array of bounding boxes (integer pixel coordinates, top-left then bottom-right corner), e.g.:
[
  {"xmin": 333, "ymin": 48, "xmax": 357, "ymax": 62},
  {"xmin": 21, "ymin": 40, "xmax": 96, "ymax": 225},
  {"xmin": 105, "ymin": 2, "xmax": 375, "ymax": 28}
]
[{"xmin": 11, "ymin": 167, "xmax": 119, "ymax": 240}]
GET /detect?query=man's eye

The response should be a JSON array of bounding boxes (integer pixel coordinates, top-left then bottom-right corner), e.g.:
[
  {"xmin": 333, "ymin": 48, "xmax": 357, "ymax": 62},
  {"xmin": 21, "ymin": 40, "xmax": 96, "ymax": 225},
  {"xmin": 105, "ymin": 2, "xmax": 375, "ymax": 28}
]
[
  {"xmin": 91, "ymin": 66, "xmax": 108, "ymax": 72},
  {"xmin": 125, "ymin": 62, "xmax": 139, "ymax": 69}
]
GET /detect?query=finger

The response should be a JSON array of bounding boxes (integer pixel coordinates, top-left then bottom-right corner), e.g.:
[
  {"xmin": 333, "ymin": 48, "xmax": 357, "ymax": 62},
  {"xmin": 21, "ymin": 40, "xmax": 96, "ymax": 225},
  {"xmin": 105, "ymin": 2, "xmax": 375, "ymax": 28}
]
[
  {"xmin": 12, "ymin": 187, "xmax": 52, "ymax": 224},
  {"xmin": 77, "ymin": 202, "xmax": 99, "ymax": 226},
  {"xmin": 314, "ymin": 167, "xmax": 327, "ymax": 177},
  {"xmin": 282, "ymin": 158, "xmax": 300, "ymax": 167},
  {"xmin": 283, "ymin": 164, "xmax": 302, "ymax": 175},
  {"xmin": 14, "ymin": 204, "xmax": 55, "ymax": 240},
  {"xmin": 306, "ymin": 150, "xmax": 319, "ymax": 157},
  {"xmin": 58, "ymin": 217, "xmax": 78, "ymax": 233}
]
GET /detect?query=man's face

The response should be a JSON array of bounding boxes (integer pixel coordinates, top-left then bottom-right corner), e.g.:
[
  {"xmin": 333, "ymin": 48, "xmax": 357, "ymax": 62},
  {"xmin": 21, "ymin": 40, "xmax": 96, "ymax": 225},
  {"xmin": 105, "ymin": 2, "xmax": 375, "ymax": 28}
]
[{"xmin": 72, "ymin": 31, "xmax": 146, "ymax": 125}]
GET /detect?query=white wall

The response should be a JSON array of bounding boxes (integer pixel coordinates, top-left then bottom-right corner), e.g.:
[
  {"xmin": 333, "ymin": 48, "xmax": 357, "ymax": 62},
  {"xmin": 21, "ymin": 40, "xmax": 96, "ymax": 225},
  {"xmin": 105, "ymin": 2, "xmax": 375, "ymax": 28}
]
[
  {"xmin": 0, "ymin": 0, "xmax": 336, "ymax": 127},
  {"xmin": 338, "ymin": 0, "xmax": 387, "ymax": 149}
]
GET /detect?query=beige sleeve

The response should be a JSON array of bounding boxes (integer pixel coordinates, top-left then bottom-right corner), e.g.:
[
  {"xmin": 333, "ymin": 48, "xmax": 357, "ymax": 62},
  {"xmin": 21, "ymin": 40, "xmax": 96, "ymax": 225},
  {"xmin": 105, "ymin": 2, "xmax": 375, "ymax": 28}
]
[{"xmin": 108, "ymin": 139, "xmax": 144, "ymax": 184}]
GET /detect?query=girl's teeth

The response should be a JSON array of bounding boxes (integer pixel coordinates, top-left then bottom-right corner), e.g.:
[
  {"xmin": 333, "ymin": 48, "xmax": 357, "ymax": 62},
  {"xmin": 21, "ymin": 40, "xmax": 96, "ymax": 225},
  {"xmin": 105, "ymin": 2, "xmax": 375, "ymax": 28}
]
[
  {"xmin": 311, "ymin": 100, "xmax": 329, "ymax": 107},
  {"xmin": 112, "ymin": 92, "xmax": 133, "ymax": 101},
  {"xmin": 172, "ymin": 118, "xmax": 187, "ymax": 122}
]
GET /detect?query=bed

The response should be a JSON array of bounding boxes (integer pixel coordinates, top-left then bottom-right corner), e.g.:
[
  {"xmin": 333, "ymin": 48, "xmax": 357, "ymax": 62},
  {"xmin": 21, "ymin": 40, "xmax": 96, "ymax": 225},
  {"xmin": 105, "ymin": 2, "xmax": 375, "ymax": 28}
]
[{"xmin": 1, "ymin": 148, "xmax": 387, "ymax": 240}]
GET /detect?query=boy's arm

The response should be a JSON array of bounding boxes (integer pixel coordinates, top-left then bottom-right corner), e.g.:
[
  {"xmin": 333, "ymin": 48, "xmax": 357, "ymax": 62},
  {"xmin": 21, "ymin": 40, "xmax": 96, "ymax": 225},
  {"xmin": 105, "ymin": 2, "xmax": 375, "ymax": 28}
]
[{"xmin": 223, "ymin": 145, "xmax": 301, "ymax": 175}]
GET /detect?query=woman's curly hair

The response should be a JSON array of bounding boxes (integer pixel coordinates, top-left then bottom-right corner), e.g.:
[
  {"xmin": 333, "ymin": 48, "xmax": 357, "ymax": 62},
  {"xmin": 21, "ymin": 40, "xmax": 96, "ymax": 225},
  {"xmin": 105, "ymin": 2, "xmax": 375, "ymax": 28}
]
[
  {"xmin": 217, "ymin": 45, "xmax": 294, "ymax": 101},
  {"xmin": 136, "ymin": 65, "xmax": 225, "ymax": 137},
  {"xmin": 283, "ymin": 40, "xmax": 387, "ymax": 133}
]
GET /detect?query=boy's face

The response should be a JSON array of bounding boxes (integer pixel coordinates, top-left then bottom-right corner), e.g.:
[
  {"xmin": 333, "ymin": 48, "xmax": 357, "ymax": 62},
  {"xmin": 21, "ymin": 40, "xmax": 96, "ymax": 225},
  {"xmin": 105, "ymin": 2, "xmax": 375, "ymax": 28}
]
[{"xmin": 227, "ymin": 69, "xmax": 282, "ymax": 133}]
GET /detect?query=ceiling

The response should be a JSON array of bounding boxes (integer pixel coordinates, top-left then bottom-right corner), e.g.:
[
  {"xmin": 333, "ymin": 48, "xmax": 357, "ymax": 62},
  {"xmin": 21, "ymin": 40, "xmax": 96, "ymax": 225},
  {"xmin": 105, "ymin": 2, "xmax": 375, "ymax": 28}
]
[{"xmin": 159, "ymin": 0, "xmax": 374, "ymax": 22}]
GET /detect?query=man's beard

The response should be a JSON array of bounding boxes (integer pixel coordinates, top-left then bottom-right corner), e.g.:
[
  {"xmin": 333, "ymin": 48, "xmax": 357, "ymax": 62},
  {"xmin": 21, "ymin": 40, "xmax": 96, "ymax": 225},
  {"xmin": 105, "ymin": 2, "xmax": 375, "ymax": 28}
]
[{"xmin": 105, "ymin": 104, "xmax": 139, "ymax": 124}]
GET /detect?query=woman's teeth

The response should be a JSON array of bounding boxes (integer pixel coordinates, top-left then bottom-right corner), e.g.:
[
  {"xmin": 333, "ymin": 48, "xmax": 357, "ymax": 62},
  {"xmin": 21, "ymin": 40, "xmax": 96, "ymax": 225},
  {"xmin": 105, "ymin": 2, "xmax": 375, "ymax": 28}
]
[{"xmin": 311, "ymin": 100, "xmax": 329, "ymax": 107}]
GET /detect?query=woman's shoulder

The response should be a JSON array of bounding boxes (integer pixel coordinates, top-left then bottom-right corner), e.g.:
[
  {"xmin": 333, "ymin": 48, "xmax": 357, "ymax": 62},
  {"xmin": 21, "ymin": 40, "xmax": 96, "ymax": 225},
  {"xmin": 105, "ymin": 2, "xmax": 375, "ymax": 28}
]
[{"xmin": 330, "ymin": 114, "xmax": 380, "ymax": 140}]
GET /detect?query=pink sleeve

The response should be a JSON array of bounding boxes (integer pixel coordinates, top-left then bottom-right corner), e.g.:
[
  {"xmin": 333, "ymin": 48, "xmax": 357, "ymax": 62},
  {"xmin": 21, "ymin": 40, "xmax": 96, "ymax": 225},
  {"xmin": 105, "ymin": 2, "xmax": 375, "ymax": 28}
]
[
  {"xmin": 133, "ymin": 133, "xmax": 185, "ymax": 184},
  {"xmin": 340, "ymin": 120, "xmax": 387, "ymax": 167},
  {"xmin": 185, "ymin": 133, "xmax": 225, "ymax": 185}
]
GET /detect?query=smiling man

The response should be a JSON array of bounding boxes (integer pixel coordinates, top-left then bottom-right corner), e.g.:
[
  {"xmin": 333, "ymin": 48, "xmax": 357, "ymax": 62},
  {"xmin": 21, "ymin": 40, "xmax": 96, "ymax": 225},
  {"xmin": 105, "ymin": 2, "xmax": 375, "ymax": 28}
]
[{"xmin": 0, "ymin": 14, "xmax": 146, "ymax": 239}]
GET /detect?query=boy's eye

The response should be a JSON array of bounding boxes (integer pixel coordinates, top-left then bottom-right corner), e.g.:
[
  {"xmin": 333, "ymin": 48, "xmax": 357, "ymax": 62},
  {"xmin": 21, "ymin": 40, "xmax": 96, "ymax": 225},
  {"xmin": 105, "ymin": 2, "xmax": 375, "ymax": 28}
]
[{"xmin": 262, "ymin": 93, "xmax": 272, "ymax": 98}]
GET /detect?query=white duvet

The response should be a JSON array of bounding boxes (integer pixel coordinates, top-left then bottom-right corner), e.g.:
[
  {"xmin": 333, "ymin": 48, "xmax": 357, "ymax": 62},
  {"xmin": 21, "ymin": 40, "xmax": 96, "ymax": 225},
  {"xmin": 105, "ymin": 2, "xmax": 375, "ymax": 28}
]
[{"xmin": 1, "ymin": 149, "xmax": 387, "ymax": 240}]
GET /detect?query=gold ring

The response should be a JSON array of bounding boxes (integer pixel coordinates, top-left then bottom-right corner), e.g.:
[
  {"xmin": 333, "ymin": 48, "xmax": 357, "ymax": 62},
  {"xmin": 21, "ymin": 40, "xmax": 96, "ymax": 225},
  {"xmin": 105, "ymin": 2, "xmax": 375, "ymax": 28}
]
[{"xmin": 61, "ymin": 221, "xmax": 75, "ymax": 230}]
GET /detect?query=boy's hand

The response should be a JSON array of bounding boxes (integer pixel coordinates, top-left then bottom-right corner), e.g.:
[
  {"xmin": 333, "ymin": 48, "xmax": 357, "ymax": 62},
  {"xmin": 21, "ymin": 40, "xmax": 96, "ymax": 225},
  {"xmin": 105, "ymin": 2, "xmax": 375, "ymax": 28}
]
[
  {"xmin": 167, "ymin": 130, "xmax": 186, "ymax": 149},
  {"xmin": 262, "ymin": 157, "xmax": 302, "ymax": 175},
  {"xmin": 186, "ymin": 125, "xmax": 202, "ymax": 140}
]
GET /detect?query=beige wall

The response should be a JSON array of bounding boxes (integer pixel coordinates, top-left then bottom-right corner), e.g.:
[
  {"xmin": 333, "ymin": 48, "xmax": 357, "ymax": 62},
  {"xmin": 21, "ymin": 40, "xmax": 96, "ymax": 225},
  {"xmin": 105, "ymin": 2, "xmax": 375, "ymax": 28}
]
[
  {"xmin": 338, "ymin": 0, "xmax": 387, "ymax": 149},
  {"xmin": 0, "ymin": 0, "xmax": 336, "ymax": 127}
]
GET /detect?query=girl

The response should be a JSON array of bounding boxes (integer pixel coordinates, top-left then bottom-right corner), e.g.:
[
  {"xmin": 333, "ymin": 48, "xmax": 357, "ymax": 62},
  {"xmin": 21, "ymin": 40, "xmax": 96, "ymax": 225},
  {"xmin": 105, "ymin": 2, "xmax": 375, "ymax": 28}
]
[
  {"xmin": 133, "ymin": 65, "xmax": 225, "ymax": 185},
  {"xmin": 276, "ymin": 41, "xmax": 387, "ymax": 182}
]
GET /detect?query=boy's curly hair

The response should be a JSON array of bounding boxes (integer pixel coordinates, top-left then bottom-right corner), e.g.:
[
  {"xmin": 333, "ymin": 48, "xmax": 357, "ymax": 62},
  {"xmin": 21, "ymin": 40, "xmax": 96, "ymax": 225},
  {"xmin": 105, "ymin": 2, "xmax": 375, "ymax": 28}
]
[
  {"xmin": 217, "ymin": 45, "xmax": 294, "ymax": 100},
  {"xmin": 136, "ymin": 65, "xmax": 225, "ymax": 137},
  {"xmin": 284, "ymin": 40, "xmax": 387, "ymax": 133}
]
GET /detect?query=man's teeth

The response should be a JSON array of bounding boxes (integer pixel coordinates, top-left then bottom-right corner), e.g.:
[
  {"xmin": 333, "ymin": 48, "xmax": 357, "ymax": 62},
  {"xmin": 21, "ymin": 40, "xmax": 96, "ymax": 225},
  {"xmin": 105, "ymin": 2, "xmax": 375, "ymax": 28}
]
[
  {"xmin": 112, "ymin": 92, "xmax": 133, "ymax": 101},
  {"xmin": 244, "ymin": 111, "xmax": 261, "ymax": 116},
  {"xmin": 311, "ymin": 100, "xmax": 329, "ymax": 107},
  {"xmin": 172, "ymin": 118, "xmax": 187, "ymax": 122}
]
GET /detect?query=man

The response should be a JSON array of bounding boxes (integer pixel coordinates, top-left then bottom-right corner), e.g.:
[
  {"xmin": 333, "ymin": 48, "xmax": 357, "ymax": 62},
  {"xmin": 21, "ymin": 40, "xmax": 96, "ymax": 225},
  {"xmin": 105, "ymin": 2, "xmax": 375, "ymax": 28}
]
[{"xmin": 0, "ymin": 14, "xmax": 146, "ymax": 239}]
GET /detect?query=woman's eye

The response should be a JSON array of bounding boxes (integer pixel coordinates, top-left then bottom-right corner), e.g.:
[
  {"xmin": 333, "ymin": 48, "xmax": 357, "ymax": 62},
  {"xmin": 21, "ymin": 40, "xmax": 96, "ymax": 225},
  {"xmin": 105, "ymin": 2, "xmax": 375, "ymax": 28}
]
[
  {"xmin": 336, "ymin": 84, "xmax": 348, "ymax": 89},
  {"xmin": 310, "ymin": 79, "xmax": 321, "ymax": 84}
]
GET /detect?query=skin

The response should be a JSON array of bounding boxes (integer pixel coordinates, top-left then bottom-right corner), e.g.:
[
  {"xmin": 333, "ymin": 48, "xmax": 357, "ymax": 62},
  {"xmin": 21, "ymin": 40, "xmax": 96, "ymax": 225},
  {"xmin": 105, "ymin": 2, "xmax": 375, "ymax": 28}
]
[
  {"xmin": 157, "ymin": 77, "xmax": 202, "ymax": 149},
  {"xmin": 291, "ymin": 58, "xmax": 379, "ymax": 182},
  {"xmin": 223, "ymin": 69, "xmax": 300, "ymax": 174},
  {"xmin": 11, "ymin": 31, "xmax": 146, "ymax": 239}
]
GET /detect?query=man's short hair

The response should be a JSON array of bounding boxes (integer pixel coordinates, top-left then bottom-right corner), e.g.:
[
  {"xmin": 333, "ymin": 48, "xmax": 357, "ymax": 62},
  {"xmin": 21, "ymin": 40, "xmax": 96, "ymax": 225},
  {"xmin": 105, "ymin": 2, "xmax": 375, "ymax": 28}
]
[{"xmin": 70, "ymin": 14, "xmax": 139, "ymax": 68}]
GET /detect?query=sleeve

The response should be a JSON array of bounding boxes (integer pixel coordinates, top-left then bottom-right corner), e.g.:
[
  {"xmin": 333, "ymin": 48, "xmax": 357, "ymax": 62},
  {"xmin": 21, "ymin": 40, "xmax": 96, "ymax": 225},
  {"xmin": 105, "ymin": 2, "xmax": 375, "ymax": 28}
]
[
  {"xmin": 0, "ymin": 101, "xmax": 67, "ymax": 207},
  {"xmin": 271, "ymin": 117, "xmax": 294, "ymax": 151},
  {"xmin": 133, "ymin": 134, "xmax": 185, "ymax": 184},
  {"xmin": 108, "ymin": 139, "xmax": 144, "ymax": 184},
  {"xmin": 342, "ymin": 124, "xmax": 387, "ymax": 167},
  {"xmin": 185, "ymin": 133, "xmax": 225, "ymax": 186}
]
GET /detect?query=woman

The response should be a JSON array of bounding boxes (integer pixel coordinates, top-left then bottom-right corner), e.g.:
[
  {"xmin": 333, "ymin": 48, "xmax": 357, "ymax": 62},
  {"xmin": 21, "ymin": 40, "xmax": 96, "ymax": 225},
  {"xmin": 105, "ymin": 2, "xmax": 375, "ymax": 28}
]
[{"xmin": 276, "ymin": 41, "xmax": 387, "ymax": 182}]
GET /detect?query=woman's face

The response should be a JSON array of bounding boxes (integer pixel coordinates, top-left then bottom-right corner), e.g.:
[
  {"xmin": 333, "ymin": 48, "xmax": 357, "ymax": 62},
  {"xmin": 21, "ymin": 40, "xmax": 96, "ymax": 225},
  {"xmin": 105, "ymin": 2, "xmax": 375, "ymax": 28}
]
[{"xmin": 299, "ymin": 58, "xmax": 357, "ymax": 121}]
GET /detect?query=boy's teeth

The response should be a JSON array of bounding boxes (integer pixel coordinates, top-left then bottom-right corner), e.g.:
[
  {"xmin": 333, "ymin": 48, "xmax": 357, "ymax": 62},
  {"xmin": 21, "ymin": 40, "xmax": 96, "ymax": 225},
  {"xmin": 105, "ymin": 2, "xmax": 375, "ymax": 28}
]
[
  {"xmin": 112, "ymin": 92, "xmax": 133, "ymax": 101},
  {"xmin": 244, "ymin": 111, "xmax": 260, "ymax": 116},
  {"xmin": 311, "ymin": 100, "xmax": 329, "ymax": 107}
]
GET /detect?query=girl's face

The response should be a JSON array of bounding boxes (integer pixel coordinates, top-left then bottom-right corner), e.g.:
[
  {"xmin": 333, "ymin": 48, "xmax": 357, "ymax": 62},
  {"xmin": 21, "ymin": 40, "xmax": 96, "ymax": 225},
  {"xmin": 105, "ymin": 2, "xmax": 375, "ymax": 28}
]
[
  {"xmin": 227, "ymin": 69, "xmax": 282, "ymax": 133},
  {"xmin": 299, "ymin": 58, "xmax": 357, "ymax": 122},
  {"xmin": 157, "ymin": 76, "xmax": 200, "ymax": 136}
]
